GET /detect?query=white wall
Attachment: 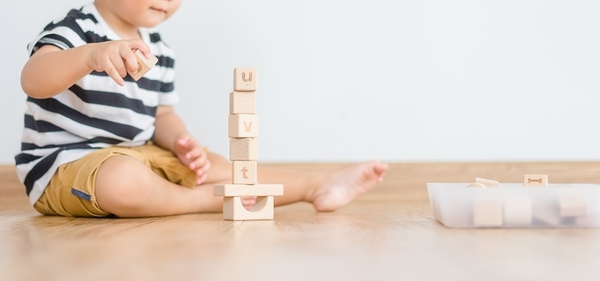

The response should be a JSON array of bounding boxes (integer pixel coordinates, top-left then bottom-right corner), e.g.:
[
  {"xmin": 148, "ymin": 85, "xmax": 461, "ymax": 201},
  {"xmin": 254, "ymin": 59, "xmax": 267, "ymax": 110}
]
[{"xmin": 2, "ymin": 0, "xmax": 599, "ymax": 164}]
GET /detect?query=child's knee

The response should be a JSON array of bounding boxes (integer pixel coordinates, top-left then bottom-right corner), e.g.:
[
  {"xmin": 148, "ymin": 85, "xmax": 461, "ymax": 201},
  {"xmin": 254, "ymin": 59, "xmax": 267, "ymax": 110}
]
[{"xmin": 95, "ymin": 155, "xmax": 153, "ymax": 213}]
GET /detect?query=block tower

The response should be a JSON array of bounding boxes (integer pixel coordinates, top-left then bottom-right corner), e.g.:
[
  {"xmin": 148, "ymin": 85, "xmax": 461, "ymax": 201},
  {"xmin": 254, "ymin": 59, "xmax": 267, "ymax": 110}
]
[{"xmin": 213, "ymin": 68, "xmax": 284, "ymax": 220}]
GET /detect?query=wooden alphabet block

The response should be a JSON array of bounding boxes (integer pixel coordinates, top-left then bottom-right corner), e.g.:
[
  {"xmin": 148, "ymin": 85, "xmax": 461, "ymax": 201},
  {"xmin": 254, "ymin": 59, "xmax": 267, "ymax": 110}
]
[
  {"xmin": 558, "ymin": 192, "xmax": 588, "ymax": 217},
  {"xmin": 223, "ymin": 196, "xmax": 274, "ymax": 220},
  {"xmin": 230, "ymin": 91, "xmax": 256, "ymax": 114},
  {"xmin": 228, "ymin": 114, "xmax": 259, "ymax": 138},
  {"xmin": 230, "ymin": 138, "xmax": 258, "ymax": 161},
  {"xmin": 232, "ymin": 161, "xmax": 257, "ymax": 184},
  {"xmin": 473, "ymin": 198, "xmax": 503, "ymax": 227},
  {"xmin": 503, "ymin": 197, "xmax": 532, "ymax": 226},
  {"xmin": 214, "ymin": 184, "xmax": 284, "ymax": 197},
  {"xmin": 532, "ymin": 204, "xmax": 561, "ymax": 226},
  {"xmin": 523, "ymin": 174, "xmax": 548, "ymax": 187},
  {"xmin": 130, "ymin": 49, "xmax": 158, "ymax": 81},
  {"xmin": 233, "ymin": 68, "xmax": 257, "ymax": 92},
  {"xmin": 475, "ymin": 178, "xmax": 499, "ymax": 187}
]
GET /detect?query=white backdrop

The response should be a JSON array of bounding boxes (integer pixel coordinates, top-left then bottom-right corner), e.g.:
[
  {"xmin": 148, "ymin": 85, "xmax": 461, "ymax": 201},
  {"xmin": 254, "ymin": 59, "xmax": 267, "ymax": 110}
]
[{"xmin": 1, "ymin": 0, "xmax": 599, "ymax": 164}]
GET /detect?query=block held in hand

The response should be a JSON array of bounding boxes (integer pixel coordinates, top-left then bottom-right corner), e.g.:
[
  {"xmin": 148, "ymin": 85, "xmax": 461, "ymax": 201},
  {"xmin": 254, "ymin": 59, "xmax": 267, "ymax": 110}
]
[{"xmin": 130, "ymin": 49, "xmax": 158, "ymax": 81}]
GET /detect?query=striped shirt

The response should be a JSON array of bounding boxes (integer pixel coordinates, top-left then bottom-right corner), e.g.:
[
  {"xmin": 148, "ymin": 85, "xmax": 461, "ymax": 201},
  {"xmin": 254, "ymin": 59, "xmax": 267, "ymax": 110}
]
[{"xmin": 15, "ymin": 3, "xmax": 178, "ymax": 205}]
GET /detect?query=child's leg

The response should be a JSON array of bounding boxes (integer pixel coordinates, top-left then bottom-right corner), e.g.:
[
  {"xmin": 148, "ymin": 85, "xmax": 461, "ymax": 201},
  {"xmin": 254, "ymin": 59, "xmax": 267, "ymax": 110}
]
[
  {"xmin": 95, "ymin": 155, "xmax": 210, "ymax": 216},
  {"xmin": 181, "ymin": 151, "xmax": 388, "ymax": 212},
  {"xmin": 256, "ymin": 161, "xmax": 388, "ymax": 211},
  {"xmin": 95, "ymin": 151, "xmax": 388, "ymax": 217}
]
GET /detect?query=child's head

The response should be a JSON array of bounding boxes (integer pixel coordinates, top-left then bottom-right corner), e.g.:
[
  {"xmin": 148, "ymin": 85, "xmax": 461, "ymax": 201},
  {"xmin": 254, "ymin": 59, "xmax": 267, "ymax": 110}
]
[{"xmin": 95, "ymin": 0, "xmax": 181, "ymax": 29}]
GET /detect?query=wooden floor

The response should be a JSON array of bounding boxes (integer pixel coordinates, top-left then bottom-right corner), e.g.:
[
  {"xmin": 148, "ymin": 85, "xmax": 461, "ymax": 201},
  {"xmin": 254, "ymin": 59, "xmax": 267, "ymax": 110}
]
[{"xmin": 2, "ymin": 163, "xmax": 600, "ymax": 280}]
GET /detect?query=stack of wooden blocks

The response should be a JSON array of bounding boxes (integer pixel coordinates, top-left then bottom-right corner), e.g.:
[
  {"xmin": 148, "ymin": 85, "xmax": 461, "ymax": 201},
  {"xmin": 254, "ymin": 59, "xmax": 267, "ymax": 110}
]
[{"xmin": 213, "ymin": 68, "xmax": 284, "ymax": 220}]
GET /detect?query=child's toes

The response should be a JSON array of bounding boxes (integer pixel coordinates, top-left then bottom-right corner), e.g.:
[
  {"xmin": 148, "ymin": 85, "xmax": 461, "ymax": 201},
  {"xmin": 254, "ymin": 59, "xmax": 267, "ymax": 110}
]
[{"xmin": 241, "ymin": 196, "xmax": 257, "ymax": 210}]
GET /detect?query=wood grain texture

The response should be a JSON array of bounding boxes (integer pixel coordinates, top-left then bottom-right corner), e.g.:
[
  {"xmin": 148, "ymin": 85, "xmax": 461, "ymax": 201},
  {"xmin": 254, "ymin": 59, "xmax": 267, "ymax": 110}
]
[
  {"xmin": 230, "ymin": 138, "xmax": 258, "ymax": 161},
  {"xmin": 214, "ymin": 184, "xmax": 283, "ymax": 196},
  {"xmin": 2, "ymin": 163, "xmax": 600, "ymax": 280},
  {"xmin": 229, "ymin": 91, "xmax": 256, "ymax": 115}
]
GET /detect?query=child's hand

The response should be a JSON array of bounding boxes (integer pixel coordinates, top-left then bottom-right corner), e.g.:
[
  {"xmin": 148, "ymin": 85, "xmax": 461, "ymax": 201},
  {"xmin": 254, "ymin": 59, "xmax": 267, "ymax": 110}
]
[
  {"xmin": 86, "ymin": 39, "xmax": 151, "ymax": 86},
  {"xmin": 175, "ymin": 135, "xmax": 211, "ymax": 185}
]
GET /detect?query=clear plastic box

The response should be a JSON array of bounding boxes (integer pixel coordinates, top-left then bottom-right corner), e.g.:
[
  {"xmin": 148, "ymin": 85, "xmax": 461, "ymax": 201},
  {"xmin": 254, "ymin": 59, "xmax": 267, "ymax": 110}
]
[{"xmin": 427, "ymin": 183, "xmax": 600, "ymax": 228}]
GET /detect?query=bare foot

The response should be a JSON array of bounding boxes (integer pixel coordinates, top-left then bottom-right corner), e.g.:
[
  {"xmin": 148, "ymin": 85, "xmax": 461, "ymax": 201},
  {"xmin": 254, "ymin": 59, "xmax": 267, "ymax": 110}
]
[
  {"xmin": 309, "ymin": 161, "xmax": 388, "ymax": 211},
  {"xmin": 241, "ymin": 196, "xmax": 257, "ymax": 210}
]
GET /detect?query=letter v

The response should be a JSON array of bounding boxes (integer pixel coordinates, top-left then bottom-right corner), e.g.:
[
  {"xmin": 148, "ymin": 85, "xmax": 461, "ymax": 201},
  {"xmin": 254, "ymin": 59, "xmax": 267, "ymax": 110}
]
[{"xmin": 243, "ymin": 122, "xmax": 253, "ymax": 132}]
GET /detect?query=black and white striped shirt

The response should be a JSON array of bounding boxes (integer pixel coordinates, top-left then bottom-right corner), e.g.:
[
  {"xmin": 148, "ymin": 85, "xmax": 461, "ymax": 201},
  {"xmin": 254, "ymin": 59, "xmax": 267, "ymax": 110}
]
[{"xmin": 15, "ymin": 3, "xmax": 178, "ymax": 205}]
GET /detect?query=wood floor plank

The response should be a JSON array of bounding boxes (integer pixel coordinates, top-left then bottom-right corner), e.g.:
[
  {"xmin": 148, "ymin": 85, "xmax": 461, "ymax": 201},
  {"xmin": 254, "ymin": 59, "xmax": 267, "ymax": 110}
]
[{"xmin": 2, "ymin": 163, "xmax": 600, "ymax": 280}]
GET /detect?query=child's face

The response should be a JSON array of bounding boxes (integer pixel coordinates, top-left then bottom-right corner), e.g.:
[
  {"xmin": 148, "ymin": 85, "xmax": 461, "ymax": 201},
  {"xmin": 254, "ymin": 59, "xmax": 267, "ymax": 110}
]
[{"xmin": 97, "ymin": 0, "xmax": 182, "ymax": 28}]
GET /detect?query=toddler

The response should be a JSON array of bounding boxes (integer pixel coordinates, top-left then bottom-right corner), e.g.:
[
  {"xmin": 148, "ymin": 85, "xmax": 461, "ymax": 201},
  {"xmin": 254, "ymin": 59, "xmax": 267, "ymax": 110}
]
[{"xmin": 16, "ymin": 0, "xmax": 388, "ymax": 217}]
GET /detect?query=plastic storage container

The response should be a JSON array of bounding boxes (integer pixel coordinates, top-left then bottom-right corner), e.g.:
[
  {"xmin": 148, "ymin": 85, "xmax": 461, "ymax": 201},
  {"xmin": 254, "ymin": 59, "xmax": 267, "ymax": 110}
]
[{"xmin": 427, "ymin": 183, "xmax": 600, "ymax": 228}]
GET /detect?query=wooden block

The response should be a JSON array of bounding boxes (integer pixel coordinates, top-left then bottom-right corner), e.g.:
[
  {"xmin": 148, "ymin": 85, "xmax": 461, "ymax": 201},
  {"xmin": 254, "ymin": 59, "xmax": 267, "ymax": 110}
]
[
  {"xmin": 233, "ymin": 67, "xmax": 257, "ymax": 92},
  {"xmin": 532, "ymin": 204, "xmax": 560, "ymax": 226},
  {"xmin": 230, "ymin": 138, "xmax": 258, "ymax": 161},
  {"xmin": 223, "ymin": 196, "xmax": 274, "ymax": 220},
  {"xmin": 230, "ymin": 91, "xmax": 256, "ymax": 114},
  {"xmin": 473, "ymin": 198, "xmax": 503, "ymax": 227},
  {"xmin": 523, "ymin": 174, "xmax": 548, "ymax": 187},
  {"xmin": 214, "ymin": 184, "xmax": 284, "ymax": 197},
  {"xmin": 232, "ymin": 161, "xmax": 257, "ymax": 184},
  {"xmin": 575, "ymin": 214, "xmax": 600, "ymax": 227},
  {"xmin": 467, "ymin": 182, "xmax": 486, "ymax": 188},
  {"xmin": 130, "ymin": 49, "xmax": 158, "ymax": 81},
  {"xmin": 475, "ymin": 178, "xmax": 499, "ymax": 187},
  {"xmin": 228, "ymin": 114, "xmax": 258, "ymax": 138},
  {"xmin": 503, "ymin": 197, "xmax": 532, "ymax": 226},
  {"xmin": 558, "ymin": 192, "xmax": 588, "ymax": 217}
]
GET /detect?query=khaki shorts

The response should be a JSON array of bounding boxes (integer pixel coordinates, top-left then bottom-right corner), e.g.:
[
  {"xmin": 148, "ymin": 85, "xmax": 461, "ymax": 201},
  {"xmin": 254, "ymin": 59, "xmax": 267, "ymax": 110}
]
[{"xmin": 34, "ymin": 142, "xmax": 197, "ymax": 217}]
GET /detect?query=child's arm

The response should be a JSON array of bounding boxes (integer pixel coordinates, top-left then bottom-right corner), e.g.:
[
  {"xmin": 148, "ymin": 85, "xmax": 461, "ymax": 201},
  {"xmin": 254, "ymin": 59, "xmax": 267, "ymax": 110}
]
[
  {"xmin": 153, "ymin": 105, "xmax": 211, "ymax": 185},
  {"xmin": 21, "ymin": 40, "xmax": 151, "ymax": 99}
]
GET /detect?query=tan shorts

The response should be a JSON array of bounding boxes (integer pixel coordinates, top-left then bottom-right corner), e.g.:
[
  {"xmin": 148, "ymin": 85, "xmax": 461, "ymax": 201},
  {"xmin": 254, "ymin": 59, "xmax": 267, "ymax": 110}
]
[{"xmin": 34, "ymin": 142, "xmax": 197, "ymax": 217}]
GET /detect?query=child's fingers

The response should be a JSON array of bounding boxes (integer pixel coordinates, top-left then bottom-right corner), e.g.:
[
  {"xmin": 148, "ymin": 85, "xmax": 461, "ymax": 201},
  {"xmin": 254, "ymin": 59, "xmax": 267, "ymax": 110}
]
[
  {"xmin": 87, "ymin": 40, "xmax": 152, "ymax": 87},
  {"xmin": 176, "ymin": 135, "xmax": 192, "ymax": 150},
  {"xmin": 125, "ymin": 40, "xmax": 154, "ymax": 74},
  {"xmin": 194, "ymin": 159, "xmax": 211, "ymax": 175},
  {"xmin": 178, "ymin": 137, "xmax": 203, "ymax": 159},
  {"xmin": 123, "ymin": 49, "xmax": 140, "ymax": 75},
  {"xmin": 188, "ymin": 150, "xmax": 208, "ymax": 170},
  {"xmin": 103, "ymin": 62, "xmax": 125, "ymax": 86},
  {"xmin": 195, "ymin": 173, "xmax": 208, "ymax": 185},
  {"xmin": 102, "ymin": 48, "xmax": 131, "ymax": 86},
  {"xmin": 193, "ymin": 159, "xmax": 210, "ymax": 185},
  {"xmin": 110, "ymin": 50, "xmax": 129, "ymax": 78},
  {"xmin": 128, "ymin": 40, "xmax": 152, "ymax": 56},
  {"xmin": 176, "ymin": 138, "xmax": 194, "ymax": 161},
  {"xmin": 174, "ymin": 135, "xmax": 211, "ymax": 177},
  {"xmin": 185, "ymin": 145, "xmax": 206, "ymax": 163}
]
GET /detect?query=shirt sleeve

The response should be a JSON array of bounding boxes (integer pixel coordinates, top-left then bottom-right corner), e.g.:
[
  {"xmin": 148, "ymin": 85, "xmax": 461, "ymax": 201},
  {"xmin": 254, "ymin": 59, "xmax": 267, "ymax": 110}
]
[{"xmin": 27, "ymin": 9, "xmax": 100, "ymax": 56}]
